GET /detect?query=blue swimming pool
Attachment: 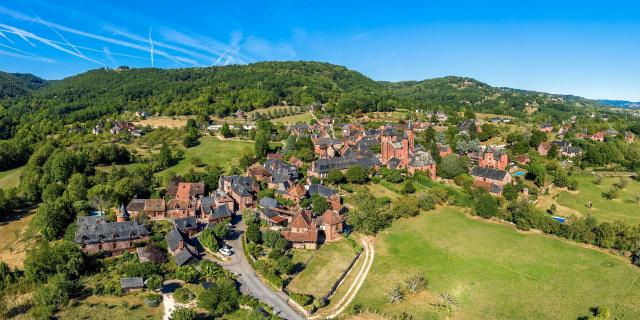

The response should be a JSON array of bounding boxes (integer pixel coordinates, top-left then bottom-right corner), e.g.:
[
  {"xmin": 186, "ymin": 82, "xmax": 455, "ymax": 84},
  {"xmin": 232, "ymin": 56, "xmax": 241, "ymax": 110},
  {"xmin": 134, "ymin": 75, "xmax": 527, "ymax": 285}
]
[
  {"xmin": 552, "ymin": 216, "xmax": 566, "ymax": 223},
  {"xmin": 513, "ymin": 171, "xmax": 526, "ymax": 177}
]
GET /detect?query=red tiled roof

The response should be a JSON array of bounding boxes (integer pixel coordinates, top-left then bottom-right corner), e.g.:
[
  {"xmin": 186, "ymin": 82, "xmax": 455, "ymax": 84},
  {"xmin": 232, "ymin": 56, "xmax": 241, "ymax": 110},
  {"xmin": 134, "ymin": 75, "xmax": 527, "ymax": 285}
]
[
  {"xmin": 320, "ymin": 210, "xmax": 344, "ymax": 226},
  {"xmin": 281, "ymin": 229, "xmax": 318, "ymax": 243},
  {"xmin": 176, "ymin": 182, "xmax": 205, "ymax": 200},
  {"xmin": 287, "ymin": 184, "xmax": 307, "ymax": 198},
  {"xmin": 290, "ymin": 210, "xmax": 314, "ymax": 229}
]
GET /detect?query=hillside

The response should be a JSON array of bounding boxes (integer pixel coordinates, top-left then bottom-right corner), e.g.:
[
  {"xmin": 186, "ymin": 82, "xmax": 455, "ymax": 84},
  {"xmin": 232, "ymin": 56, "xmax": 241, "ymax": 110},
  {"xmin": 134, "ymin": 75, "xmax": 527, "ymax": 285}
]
[
  {"xmin": 28, "ymin": 61, "xmax": 392, "ymax": 122},
  {"xmin": 599, "ymin": 99, "xmax": 640, "ymax": 109},
  {"xmin": 0, "ymin": 72, "xmax": 48, "ymax": 98},
  {"xmin": 382, "ymin": 76, "xmax": 602, "ymax": 119},
  {"xmin": 0, "ymin": 61, "xmax": 612, "ymax": 143}
]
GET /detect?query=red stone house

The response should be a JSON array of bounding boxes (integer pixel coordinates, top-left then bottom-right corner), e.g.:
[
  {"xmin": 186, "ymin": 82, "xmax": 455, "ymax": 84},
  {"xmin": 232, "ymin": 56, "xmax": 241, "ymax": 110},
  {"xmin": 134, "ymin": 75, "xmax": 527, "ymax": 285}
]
[
  {"xmin": 437, "ymin": 144, "xmax": 453, "ymax": 159},
  {"xmin": 478, "ymin": 148, "xmax": 508, "ymax": 170},
  {"xmin": 127, "ymin": 199, "xmax": 166, "ymax": 220},
  {"xmin": 379, "ymin": 125, "xmax": 436, "ymax": 179},
  {"xmin": 281, "ymin": 210, "xmax": 319, "ymax": 250},
  {"xmin": 539, "ymin": 123, "xmax": 553, "ymax": 133},
  {"xmin": 470, "ymin": 166, "xmax": 512, "ymax": 196},
  {"xmin": 537, "ymin": 142, "xmax": 551, "ymax": 156},
  {"xmin": 74, "ymin": 216, "xmax": 149, "ymax": 255},
  {"xmin": 166, "ymin": 199, "xmax": 196, "ymax": 218},
  {"xmin": 284, "ymin": 184, "xmax": 307, "ymax": 203},
  {"xmin": 219, "ymin": 175, "xmax": 258, "ymax": 210},
  {"xmin": 318, "ymin": 210, "xmax": 345, "ymax": 242},
  {"xmin": 176, "ymin": 182, "xmax": 205, "ymax": 201}
]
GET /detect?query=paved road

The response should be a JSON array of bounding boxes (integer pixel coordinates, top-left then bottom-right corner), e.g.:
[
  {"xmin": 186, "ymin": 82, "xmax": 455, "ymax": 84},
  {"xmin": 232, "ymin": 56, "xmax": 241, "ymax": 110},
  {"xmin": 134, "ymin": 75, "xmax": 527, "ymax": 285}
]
[{"xmin": 213, "ymin": 221, "xmax": 306, "ymax": 320}]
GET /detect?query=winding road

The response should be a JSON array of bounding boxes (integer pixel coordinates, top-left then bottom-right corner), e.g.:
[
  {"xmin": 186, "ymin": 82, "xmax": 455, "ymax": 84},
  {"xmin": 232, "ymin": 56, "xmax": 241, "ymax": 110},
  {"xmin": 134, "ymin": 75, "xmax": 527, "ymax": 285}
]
[{"xmin": 212, "ymin": 221, "xmax": 306, "ymax": 320}]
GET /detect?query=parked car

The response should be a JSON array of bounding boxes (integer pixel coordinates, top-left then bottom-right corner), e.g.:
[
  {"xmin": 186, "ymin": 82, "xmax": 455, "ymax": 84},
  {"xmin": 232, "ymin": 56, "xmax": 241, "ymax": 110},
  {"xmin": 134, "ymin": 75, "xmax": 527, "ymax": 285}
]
[{"xmin": 219, "ymin": 247, "xmax": 233, "ymax": 256}]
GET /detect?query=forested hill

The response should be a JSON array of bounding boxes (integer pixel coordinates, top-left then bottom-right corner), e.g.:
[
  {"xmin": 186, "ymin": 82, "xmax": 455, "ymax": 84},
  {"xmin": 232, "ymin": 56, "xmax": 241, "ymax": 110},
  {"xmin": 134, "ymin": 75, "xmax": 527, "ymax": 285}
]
[
  {"xmin": 381, "ymin": 76, "xmax": 602, "ymax": 118},
  {"xmin": 0, "ymin": 71, "xmax": 48, "ymax": 98},
  {"xmin": 24, "ymin": 61, "xmax": 395, "ymax": 122},
  {"xmin": 0, "ymin": 61, "xmax": 611, "ymax": 139}
]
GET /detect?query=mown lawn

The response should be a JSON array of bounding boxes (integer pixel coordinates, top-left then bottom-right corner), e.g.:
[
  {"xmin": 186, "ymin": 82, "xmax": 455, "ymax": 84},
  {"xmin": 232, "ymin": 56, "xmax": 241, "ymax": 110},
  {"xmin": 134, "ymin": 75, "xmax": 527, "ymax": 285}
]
[
  {"xmin": 0, "ymin": 166, "xmax": 23, "ymax": 189},
  {"xmin": 157, "ymin": 136, "xmax": 253, "ymax": 177},
  {"xmin": 287, "ymin": 239, "xmax": 359, "ymax": 298},
  {"xmin": 556, "ymin": 174, "xmax": 640, "ymax": 224},
  {"xmin": 352, "ymin": 207, "xmax": 640, "ymax": 320}
]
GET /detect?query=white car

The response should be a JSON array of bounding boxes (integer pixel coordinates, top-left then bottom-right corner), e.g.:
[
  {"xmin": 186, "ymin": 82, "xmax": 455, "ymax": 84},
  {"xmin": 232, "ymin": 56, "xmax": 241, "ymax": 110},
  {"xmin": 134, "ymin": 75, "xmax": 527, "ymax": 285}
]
[{"xmin": 219, "ymin": 247, "xmax": 233, "ymax": 256}]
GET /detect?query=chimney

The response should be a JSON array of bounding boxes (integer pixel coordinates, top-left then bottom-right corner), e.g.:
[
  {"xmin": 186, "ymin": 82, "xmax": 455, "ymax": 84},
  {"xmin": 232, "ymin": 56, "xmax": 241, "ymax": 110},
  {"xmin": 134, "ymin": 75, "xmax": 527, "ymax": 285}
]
[{"xmin": 178, "ymin": 238, "xmax": 184, "ymax": 250}]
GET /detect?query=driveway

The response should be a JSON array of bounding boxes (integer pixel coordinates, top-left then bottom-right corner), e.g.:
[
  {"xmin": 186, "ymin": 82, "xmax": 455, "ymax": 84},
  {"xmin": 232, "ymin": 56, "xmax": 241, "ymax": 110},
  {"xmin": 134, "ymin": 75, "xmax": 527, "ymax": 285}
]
[
  {"xmin": 161, "ymin": 280, "xmax": 185, "ymax": 320},
  {"xmin": 211, "ymin": 220, "xmax": 306, "ymax": 320}
]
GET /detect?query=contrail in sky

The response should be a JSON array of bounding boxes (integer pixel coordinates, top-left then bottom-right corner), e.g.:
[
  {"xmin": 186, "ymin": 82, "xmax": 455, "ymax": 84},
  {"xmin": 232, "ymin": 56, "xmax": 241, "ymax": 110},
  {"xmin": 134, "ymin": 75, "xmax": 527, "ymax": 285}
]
[
  {"xmin": 0, "ymin": 30, "xmax": 14, "ymax": 44},
  {"xmin": 148, "ymin": 27, "xmax": 154, "ymax": 67}
]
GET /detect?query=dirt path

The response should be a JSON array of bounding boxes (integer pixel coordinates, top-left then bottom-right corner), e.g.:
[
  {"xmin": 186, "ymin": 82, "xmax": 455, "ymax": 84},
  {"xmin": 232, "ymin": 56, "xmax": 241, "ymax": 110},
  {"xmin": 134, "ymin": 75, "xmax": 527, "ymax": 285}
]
[{"xmin": 312, "ymin": 237, "xmax": 375, "ymax": 319}]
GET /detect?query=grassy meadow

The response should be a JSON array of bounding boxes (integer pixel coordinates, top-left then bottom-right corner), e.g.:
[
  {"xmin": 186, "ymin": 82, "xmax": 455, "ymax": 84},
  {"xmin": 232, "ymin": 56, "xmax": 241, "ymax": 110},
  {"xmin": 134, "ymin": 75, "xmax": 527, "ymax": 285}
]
[
  {"xmin": 287, "ymin": 239, "xmax": 359, "ymax": 298},
  {"xmin": 157, "ymin": 135, "xmax": 253, "ymax": 177},
  {"xmin": 0, "ymin": 166, "xmax": 23, "ymax": 189},
  {"xmin": 556, "ymin": 174, "xmax": 640, "ymax": 224},
  {"xmin": 351, "ymin": 207, "xmax": 640, "ymax": 320},
  {"xmin": 0, "ymin": 211, "xmax": 33, "ymax": 268},
  {"xmin": 271, "ymin": 112, "xmax": 314, "ymax": 124}
]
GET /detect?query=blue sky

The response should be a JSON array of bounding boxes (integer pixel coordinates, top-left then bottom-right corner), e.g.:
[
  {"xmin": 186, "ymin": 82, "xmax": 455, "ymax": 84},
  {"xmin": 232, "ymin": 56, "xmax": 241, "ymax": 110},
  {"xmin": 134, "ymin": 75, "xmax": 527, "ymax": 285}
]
[{"xmin": 0, "ymin": 0, "xmax": 638, "ymax": 100}]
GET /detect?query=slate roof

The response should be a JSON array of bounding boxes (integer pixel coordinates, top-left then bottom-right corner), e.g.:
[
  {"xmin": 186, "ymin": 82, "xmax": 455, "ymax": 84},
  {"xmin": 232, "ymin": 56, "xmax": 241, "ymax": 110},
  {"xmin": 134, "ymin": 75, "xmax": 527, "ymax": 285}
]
[
  {"xmin": 409, "ymin": 150, "xmax": 436, "ymax": 167},
  {"xmin": 308, "ymin": 184, "xmax": 337, "ymax": 198},
  {"xmin": 173, "ymin": 216, "xmax": 198, "ymax": 232},
  {"xmin": 470, "ymin": 166, "xmax": 508, "ymax": 181},
  {"xmin": 221, "ymin": 175, "xmax": 256, "ymax": 197},
  {"xmin": 75, "ymin": 218, "xmax": 149, "ymax": 245},
  {"xmin": 174, "ymin": 248, "xmax": 195, "ymax": 266},
  {"xmin": 212, "ymin": 205, "xmax": 232, "ymax": 220},
  {"xmin": 199, "ymin": 197, "xmax": 216, "ymax": 215},
  {"xmin": 165, "ymin": 227, "xmax": 187, "ymax": 252},
  {"xmin": 259, "ymin": 197, "xmax": 278, "ymax": 209},
  {"xmin": 120, "ymin": 277, "xmax": 144, "ymax": 289},
  {"xmin": 264, "ymin": 159, "xmax": 299, "ymax": 181},
  {"xmin": 126, "ymin": 199, "xmax": 146, "ymax": 212},
  {"xmin": 312, "ymin": 156, "xmax": 379, "ymax": 174}
]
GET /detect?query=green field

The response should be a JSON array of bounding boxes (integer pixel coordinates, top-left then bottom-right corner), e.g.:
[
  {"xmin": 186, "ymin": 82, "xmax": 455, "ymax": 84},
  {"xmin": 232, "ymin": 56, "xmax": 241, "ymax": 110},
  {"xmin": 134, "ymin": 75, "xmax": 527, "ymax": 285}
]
[
  {"xmin": 0, "ymin": 166, "xmax": 23, "ymax": 189},
  {"xmin": 352, "ymin": 207, "xmax": 640, "ymax": 320},
  {"xmin": 556, "ymin": 174, "xmax": 640, "ymax": 224},
  {"xmin": 271, "ymin": 112, "xmax": 314, "ymax": 124},
  {"xmin": 287, "ymin": 239, "xmax": 359, "ymax": 298},
  {"xmin": 158, "ymin": 135, "xmax": 253, "ymax": 177}
]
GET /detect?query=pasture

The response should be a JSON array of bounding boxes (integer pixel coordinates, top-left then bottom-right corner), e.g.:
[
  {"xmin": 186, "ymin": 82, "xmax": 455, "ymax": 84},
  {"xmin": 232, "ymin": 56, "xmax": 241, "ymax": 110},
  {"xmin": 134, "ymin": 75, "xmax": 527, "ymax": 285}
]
[
  {"xmin": 351, "ymin": 207, "xmax": 640, "ymax": 319},
  {"xmin": 556, "ymin": 174, "xmax": 640, "ymax": 224}
]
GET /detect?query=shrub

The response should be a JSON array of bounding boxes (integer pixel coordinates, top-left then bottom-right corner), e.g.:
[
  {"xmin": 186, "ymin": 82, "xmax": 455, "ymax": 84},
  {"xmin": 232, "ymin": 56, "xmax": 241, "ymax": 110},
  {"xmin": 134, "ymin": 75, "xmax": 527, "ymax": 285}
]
[
  {"xmin": 143, "ymin": 293, "xmax": 162, "ymax": 307},
  {"xmin": 146, "ymin": 274, "xmax": 163, "ymax": 291},
  {"xmin": 387, "ymin": 283, "xmax": 404, "ymax": 303},
  {"xmin": 174, "ymin": 287, "xmax": 195, "ymax": 303},
  {"xmin": 391, "ymin": 197, "xmax": 420, "ymax": 218},
  {"xmin": 175, "ymin": 265, "xmax": 199, "ymax": 283},
  {"xmin": 405, "ymin": 273, "xmax": 428, "ymax": 294},
  {"xmin": 475, "ymin": 193, "xmax": 499, "ymax": 218},
  {"xmin": 170, "ymin": 306, "xmax": 198, "ymax": 320},
  {"xmin": 400, "ymin": 180, "xmax": 416, "ymax": 194},
  {"xmin": 289, "ymin": 292, "xmax": 313, "ymax": 306},
  {"xmin": 417, "ymin": 194, "xmax": 435, "ymax": 211},
  {"xmin": 345, "ymin": 166, "xmax": 368, "ymax": 184}
]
